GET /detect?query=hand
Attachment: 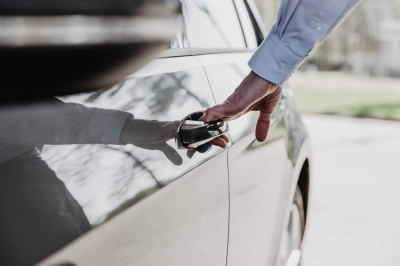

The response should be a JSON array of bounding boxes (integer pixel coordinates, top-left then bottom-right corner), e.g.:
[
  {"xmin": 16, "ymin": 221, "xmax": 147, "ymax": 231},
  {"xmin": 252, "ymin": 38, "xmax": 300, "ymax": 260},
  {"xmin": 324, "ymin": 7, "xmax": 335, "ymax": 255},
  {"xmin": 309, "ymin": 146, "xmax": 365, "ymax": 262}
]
[
  {"xmin": 200, "ymin": 71, "xmax": 282, "ymax": 142},
  {"xmin": 120, "ymin": 118, "xmax": 183, "ymax": 165}
]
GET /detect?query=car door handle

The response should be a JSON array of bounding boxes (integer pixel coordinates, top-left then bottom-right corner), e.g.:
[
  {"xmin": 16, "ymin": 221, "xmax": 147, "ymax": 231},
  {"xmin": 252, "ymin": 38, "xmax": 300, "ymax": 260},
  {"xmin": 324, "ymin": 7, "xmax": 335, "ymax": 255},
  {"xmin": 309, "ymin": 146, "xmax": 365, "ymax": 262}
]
[{"xmin": 176, "ymin": 111, "xmax": 229, "ymax": 153}]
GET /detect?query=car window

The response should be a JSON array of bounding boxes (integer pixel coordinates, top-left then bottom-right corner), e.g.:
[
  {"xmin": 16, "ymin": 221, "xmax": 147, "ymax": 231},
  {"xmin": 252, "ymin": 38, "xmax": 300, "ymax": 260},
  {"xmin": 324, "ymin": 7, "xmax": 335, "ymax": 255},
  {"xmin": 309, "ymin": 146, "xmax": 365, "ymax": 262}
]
[
  {"xmin": 234, "ymin": 0, "xmax": 258, "ymax": 49},
  {"xmin": 182, "ymin": 0, "xmax": 246, "ymax": 49},
  {"xmin": 171, "ymin": 14, "xmax": 189, "ymax": 48}
]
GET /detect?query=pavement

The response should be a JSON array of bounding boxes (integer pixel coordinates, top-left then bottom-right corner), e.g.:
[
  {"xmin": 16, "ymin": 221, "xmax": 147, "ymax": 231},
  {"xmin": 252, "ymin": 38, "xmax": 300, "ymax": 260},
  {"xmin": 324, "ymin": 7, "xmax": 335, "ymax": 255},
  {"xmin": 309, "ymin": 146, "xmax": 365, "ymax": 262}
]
[{"xmin": 301, "ymin": 114, "xmax": 400, "ymax": 266}]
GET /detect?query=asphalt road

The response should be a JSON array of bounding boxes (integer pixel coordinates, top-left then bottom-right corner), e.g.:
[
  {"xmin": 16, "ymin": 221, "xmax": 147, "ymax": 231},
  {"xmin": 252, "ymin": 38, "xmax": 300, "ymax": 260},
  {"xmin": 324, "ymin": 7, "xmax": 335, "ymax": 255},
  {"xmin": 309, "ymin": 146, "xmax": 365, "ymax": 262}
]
[{"xmin": 301, "ymin": 114, "xmax": 400, "ymax": 266}]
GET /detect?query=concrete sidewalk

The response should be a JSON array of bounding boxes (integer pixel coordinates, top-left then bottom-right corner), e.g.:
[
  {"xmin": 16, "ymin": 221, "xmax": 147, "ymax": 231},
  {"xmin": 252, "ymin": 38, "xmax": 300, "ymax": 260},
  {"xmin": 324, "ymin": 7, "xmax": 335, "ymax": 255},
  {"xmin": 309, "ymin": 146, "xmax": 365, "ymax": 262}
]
[{"xmin": 301, "ymin": 114, "xmax": 400, "ymax": 266}]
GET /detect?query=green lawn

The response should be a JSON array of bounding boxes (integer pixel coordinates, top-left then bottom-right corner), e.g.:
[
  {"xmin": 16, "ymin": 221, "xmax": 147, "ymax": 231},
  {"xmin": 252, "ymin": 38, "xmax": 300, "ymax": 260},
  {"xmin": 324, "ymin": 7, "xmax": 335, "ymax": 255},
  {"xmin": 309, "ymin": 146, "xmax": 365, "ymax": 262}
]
[{"xmin": 290, "ymin": 71, "xmax": 400, "ymax": 120}]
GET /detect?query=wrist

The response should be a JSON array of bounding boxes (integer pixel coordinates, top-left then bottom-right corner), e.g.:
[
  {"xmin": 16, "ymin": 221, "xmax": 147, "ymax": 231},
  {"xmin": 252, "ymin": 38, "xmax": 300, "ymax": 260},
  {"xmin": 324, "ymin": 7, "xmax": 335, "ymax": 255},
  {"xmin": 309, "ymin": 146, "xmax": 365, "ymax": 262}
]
[{"xmin": 249, "ymin": 71, "xmax": 279, "ymax": 94}]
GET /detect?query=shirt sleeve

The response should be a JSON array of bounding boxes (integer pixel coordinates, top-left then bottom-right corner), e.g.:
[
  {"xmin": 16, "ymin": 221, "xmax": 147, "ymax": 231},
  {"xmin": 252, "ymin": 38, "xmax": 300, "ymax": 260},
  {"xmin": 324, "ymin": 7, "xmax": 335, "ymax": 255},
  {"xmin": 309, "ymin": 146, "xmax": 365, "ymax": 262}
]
[
  {"xmin": 249, "ymin": 0, "xmax": 362, "ymax": 86},
  {"xmin": 0, "ymin": 98, "xmax": 132, "ymax": 145}
]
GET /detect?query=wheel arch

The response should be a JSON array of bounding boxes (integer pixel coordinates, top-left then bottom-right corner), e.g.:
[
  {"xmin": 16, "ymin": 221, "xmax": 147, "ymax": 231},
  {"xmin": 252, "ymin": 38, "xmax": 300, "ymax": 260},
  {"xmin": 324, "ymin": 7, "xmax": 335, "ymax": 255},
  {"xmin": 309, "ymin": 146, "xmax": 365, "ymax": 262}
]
[{"xmin": 297, "ymin": 159, "xmax": 310, "ymax": 223}]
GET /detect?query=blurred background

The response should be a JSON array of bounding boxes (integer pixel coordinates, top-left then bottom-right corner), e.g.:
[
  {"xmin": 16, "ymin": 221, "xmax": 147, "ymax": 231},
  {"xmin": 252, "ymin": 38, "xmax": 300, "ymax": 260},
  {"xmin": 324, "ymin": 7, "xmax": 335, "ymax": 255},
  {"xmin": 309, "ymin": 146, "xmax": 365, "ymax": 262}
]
[{"xmin": 254, "ymin": 0, "xmax": 400, "ymax": 265}]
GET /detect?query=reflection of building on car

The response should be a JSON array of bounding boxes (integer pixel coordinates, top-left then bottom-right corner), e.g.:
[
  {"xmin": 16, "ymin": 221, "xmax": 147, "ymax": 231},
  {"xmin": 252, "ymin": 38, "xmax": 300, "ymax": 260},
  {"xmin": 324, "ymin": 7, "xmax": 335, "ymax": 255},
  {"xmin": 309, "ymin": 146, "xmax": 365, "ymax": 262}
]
[{"xmin": 1, "ymin": 1, "xmax": 311, "ymax": 266}]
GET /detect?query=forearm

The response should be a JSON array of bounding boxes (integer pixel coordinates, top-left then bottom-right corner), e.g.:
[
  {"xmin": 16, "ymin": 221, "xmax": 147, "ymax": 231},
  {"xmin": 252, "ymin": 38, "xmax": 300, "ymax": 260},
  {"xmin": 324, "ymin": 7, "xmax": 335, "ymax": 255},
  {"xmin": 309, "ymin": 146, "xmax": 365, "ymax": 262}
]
[
  {"xmin": 249, "ymin": 0, "xmax": 362, "ymax": 85},
  {"xmin": 0, "ymin": 99, "xmax": 131, "ymax": 145}
]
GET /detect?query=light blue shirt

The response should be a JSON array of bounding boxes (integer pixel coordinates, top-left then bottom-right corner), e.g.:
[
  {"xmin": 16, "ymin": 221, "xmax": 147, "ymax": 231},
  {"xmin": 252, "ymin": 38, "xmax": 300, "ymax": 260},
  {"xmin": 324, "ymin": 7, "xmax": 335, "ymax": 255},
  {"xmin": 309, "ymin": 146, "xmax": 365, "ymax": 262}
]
[{"xmin": 249, "ymin": 0, "xmax": 362, "ymax": 86}]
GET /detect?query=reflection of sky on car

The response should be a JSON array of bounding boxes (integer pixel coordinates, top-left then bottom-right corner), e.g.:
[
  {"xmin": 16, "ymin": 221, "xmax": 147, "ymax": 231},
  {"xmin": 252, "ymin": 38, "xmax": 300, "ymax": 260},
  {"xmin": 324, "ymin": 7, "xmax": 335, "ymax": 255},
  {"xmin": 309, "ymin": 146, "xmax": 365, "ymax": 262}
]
[
  {"xmin": 42, "ymin": 70, "xmax": 220, "ymax": 224},
  {"xmin": 62, "ymin": 71, "xmax": 208, "ymax": 120},
  {"xmin": 184, "ymin": 0, "xmax": 245, "ymax": 48}
]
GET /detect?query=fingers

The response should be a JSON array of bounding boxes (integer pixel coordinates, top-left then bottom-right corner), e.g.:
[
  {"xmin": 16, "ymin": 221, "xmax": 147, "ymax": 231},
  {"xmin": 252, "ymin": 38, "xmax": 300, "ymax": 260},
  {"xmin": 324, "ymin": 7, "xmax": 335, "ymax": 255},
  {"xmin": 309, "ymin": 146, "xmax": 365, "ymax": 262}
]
[
  {"xmin": 199, "ymin": 104, "xmax": 226, "ymax": 123},
  {"xmin": 157, "ymin": 143, "xmax": 183, "ymax": 166},
  {"xmin": 187, "ymin": 135, "xmax": 229, "ymax": 158},
  {"xmin": 187, "ymin": 149, "xmax": 196, "ymax": 159},
  {"xmin": 253, "ymin": 87, "xmax": 282, "ymax": 142},
  {"xmin": 210, "ymin": 135, "xmax": 230, "ymax": 148},
  {"xmin": 200, "ymin": 72, "xmax": 280, "ymax": 125},
  {"xmin": 219, "ymin": 135, "xmax": 230, "ymax": 143},
  {"xmin": 256, "ymin": 111, "xmax": 271, "ymax": 142}
]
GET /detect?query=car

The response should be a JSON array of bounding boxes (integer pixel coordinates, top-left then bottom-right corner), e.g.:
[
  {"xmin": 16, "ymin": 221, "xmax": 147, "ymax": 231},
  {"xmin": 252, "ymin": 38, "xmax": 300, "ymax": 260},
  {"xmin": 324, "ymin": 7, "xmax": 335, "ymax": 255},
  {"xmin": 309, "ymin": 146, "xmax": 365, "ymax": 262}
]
[{"xmin": 0, "ymin": 0, "xmax": 311, "ymax": 266}]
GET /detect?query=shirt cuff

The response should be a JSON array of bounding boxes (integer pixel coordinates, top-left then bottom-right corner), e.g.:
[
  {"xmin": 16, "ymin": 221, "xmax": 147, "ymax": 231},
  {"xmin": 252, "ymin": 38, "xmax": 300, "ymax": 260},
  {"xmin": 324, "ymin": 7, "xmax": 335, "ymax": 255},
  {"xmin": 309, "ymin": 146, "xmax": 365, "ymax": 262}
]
[
  {"xmin": 248, "ymin": 31, "xmax": 305, "ymax": 86},
  {"xmin": 88, "ymin": 109, "xmax": 133, "ymax": 145}
]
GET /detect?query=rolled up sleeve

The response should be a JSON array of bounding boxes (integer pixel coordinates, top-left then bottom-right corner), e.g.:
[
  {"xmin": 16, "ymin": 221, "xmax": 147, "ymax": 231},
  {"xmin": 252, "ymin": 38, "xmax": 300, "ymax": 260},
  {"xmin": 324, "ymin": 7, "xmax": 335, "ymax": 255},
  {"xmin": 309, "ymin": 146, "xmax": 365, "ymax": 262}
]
[{"xmin": 249, "ymin": 0, "xmax": 361, "ymax": 86}]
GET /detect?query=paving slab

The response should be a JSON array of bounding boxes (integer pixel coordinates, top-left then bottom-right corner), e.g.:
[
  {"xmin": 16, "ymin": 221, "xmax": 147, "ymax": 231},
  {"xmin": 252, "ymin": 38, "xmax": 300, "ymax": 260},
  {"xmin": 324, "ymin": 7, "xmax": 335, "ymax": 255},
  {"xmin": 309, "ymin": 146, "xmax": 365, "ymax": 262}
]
[{"xmin": 301, "ymin": 114, "xmax": 400, "ymax": 266}]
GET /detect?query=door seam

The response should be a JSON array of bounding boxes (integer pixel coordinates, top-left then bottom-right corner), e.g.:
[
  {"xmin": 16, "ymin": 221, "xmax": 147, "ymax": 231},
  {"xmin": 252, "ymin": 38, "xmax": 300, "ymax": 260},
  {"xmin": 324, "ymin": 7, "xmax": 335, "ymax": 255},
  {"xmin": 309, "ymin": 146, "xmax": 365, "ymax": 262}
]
[
  {"xmin": 225, "ymin": 147, "xmax": 231, "ymax": 266},
  {"xmin": 194, "ymin": 55, "xmax": 231, "ymax": 266},
  {"xmin": 193, "ymin": 56, "xmax": 217, "ymax": 105}
]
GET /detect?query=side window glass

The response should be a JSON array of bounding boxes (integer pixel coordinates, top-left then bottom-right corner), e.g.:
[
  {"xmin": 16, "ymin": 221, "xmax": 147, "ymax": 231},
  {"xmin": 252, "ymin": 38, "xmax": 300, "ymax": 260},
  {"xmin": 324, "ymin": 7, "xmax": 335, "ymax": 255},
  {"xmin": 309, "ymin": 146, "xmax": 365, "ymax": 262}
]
[
  {"xmin": 234, "ymin": 0, "xmax": 258, "ymax": 49},
  {"xmin": 171, "ymin": 14, "xmax": 189, "ymax": 48},
  {"xmin": 183, "ymin": 0, "xmax": 246, "ymax": 49}
]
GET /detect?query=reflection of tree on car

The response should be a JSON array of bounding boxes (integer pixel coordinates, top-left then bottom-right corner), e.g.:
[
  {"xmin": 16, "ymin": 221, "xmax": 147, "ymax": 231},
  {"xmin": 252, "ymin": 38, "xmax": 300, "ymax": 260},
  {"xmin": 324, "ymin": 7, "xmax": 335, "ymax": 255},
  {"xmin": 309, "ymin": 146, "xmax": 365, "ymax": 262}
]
[
  {"xmin": 42, "ymin": 72, "xmax": 221, "ymax": 225},
  {"xmin": 0, "ymin": 98, "xmax": 187, "ymax": 266},
  {"xmin": 0, "ymin": 68, "xmax": 228, "ymax": 265},
  {"xmin": 84, "ymin": 72, "xmax": 208, "ymax": 114}
]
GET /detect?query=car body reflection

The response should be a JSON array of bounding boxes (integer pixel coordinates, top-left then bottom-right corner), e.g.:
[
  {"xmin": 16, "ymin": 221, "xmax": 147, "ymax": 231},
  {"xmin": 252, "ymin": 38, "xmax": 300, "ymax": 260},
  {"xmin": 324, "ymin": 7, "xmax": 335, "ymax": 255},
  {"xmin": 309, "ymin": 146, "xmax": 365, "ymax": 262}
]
[
  {"xmin": 44, "ymin": 71, "xmax": 220, "ymax": 225},
  {"xmin": 0, "ymin": 69, "xmax": 222, "ymax": 265}
]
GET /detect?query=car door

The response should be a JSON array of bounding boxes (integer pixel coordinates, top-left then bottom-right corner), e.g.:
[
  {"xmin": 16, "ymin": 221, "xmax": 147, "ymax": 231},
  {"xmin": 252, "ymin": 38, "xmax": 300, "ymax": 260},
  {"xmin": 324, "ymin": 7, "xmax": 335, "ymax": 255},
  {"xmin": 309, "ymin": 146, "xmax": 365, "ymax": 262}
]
[
  {"xmin": 2, "ymin": 51, "xmax": 229, "ymax": 265},
  {"xmin": 190, "ymin": 1, "xmax": 296, "ymax": 265},
  {"xmin": 34, "ymin": 57, "xmax": 230, "ymax": 266}
]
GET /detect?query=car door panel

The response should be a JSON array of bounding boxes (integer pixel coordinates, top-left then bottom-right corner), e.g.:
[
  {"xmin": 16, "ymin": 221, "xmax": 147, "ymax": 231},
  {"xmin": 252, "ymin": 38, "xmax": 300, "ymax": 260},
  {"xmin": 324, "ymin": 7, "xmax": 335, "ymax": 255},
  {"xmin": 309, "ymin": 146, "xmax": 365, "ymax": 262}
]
[
  {"xmin": 39, "ymin": 150, "xmax": 229, "ymax": 266},
  {"xmin": 196, "ymin": 52, "xmax": 294, "ymax": 266},
  {"xmin": 34, "ymin": 57, "xmax": 229, "ymax": 265}
]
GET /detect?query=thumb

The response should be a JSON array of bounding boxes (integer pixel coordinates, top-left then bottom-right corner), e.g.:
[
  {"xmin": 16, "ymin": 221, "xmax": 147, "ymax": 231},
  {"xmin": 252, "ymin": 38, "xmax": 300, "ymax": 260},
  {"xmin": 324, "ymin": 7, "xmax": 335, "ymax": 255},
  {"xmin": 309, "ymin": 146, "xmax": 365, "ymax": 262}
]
[
  {"xmin": 256, "ymin": 111, "xmax": 271, "ymax": 142},
  {"xmin": 199, "ymin": 105, "xmax": 225, "ymax": 123},
  {"xmin": 198, "ymin": 109, "xmax": 216, "ymax": 123}
]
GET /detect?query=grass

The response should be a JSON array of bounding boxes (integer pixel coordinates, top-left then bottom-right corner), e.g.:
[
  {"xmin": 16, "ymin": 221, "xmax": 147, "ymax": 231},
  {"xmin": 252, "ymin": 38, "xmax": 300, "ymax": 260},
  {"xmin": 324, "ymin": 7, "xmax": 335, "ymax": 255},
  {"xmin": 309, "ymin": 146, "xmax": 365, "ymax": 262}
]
[{"xmin": 290, "ymin": 71, "xmax": 400, "ymax": 120}]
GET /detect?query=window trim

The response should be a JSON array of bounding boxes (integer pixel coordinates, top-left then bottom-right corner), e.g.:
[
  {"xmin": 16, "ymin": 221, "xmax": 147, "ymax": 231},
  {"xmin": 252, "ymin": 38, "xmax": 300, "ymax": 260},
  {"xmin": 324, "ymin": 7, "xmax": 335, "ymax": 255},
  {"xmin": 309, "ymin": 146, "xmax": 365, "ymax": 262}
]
[
  {"xmin": 243, "ymin": 0, "xmax": 266, "ymax": 46},
  {"xmin": 232, "ymin": 0, "xmax": 248, "ymax": 48},
  {"xmin": 159, "ymin": 48, "xmax": 255, "ymax": 58}
]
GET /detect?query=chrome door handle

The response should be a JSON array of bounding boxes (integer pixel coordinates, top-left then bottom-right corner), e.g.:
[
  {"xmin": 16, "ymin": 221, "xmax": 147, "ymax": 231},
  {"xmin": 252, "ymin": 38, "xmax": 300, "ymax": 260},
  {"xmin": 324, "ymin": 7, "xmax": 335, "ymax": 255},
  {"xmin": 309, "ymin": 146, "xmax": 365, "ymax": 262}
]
[{"xmin": 176, "ymin": 111, "xmax": 229, "ymax": 153}]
